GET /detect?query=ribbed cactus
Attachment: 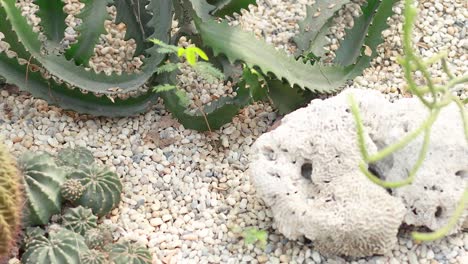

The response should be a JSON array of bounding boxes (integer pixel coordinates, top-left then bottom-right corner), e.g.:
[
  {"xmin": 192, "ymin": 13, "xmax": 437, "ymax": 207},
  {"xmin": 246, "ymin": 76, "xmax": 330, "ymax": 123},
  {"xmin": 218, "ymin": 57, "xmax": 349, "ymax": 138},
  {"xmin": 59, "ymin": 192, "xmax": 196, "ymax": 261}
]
[
  {"xmin": 61, "ymin": 179, "xmax": 86, "ymax": 202},
  {"xmin": 62, "ymin": 206, "xmax": 98, "ymax": 236},
  {"xmin": 85, "ymin": 226, "xmax": 112, "ymax": 250},
  {"xmin": 21, "ymin": 227, "xmax": 89, "ymax": 264},
  {"xmin": 80, "ymin": 249, "xmax": 110, "ymax": 264},
  {"xmin": 20, "ymin": 226, "xmax": 45, "ymax": 250},
  {"xmin": 0, "ymin": 142, "xmax": 23, "ymax": 261},
  {"xmin": 56, "ymin": 147, "xmax": 95, "ymax": 170},
  {"xmin": 19, "ymin": 153, "xmax": 67, "ymax": 225},
  {"xmin": 108, "ymin": 241, "xmax": 152, "ymax": 264},
  {"xmin": 68, "ymin": 164, "xmax": 122, "ymax": 217}
]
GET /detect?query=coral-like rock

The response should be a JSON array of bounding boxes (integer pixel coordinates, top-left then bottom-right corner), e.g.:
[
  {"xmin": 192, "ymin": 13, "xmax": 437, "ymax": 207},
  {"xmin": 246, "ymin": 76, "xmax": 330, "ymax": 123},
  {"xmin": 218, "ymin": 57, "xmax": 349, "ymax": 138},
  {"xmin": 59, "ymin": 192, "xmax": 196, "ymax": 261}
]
[{"xmin": 249, "ymin": 88, "xmax": 467, "ymax": 257}]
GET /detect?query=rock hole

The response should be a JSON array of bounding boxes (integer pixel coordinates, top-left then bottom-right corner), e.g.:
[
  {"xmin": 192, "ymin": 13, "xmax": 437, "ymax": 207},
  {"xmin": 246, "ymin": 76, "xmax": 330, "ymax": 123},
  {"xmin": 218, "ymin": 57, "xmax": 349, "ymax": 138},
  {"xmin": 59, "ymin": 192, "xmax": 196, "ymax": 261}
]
[
  {"xmin": 435, "ymin": 206, "xmax": 443, "ymax": 218},
  {"xmin": 301, "ymin": 162, "xmax": 313, "ymax": 180},
  {"xmin": 368, "ymin": 163, "xmax": 384, "ymax": 180},
  {"xmin": 403, "ymin": 122, "xmax": 410, "ymax": 133},
  {"xmin": 412, "ymin": 208, "xmax": 418, "ymax": 215},
  {"xmin": 345, "ymin": 108, "xmax": 350, "ymax": 113},
  {"xmin": 455, "ymin": 170, "xmax": 467, "ymax": 179},
  {"xmin": 262, "ymin": 147, "xmax": 276, "ymax": 161}
]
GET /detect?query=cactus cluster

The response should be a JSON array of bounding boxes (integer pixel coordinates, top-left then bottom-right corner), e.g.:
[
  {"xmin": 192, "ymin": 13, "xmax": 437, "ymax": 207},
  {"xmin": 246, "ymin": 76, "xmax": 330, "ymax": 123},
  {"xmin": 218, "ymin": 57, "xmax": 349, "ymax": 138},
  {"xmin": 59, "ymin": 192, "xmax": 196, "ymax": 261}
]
[
  {"xmin": 0, "ymin": 141, "xmax": 23, "ymax": 262},
  {"xmin": 8, "ymin": 146, "xmax": 143, "ymax": 263},
  {"xmin": 0, "ymin": 0, "xmax": 396, "ymax": 131}
]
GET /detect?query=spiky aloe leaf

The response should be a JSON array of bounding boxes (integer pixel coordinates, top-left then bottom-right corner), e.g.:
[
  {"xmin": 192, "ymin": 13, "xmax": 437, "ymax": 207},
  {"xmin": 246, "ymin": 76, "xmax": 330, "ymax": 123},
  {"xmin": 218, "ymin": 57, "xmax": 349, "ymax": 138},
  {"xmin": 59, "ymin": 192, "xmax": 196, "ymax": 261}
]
[
  {"xmin": 195, "ymin": 16, "xmax": 351, "ymax": 94},
  {"xmin": 0, "ymin": 0, "xmax": 171, "ymax": 95},
  {"xmin": 267, "ymin": 78, "xmax": 317, "ymax": 114},
  {"xmin": 293, "ymin": 0, "xmax": 350, "ymax": 57},
  {"xmin": 241, "ymin": 66, "xmax": 267, "ymax": 102},
  {"xmin": 115, "ymin": 0, "xmax": 153, "ymax": 56},
  {"xmin": 194, "ymin": 0, "xmax": 397, "ymax": 93},
  {"xmin": 33, "ymin": 0, "xmax": 67, "ymax": 44},
  {"xmin": 65, "ymin": 0, "xmax": 111, "ymax": 65},
  {"xmin": 155, "ymin": 72, "xmax": 252, "ymax": 131},
  {"xmin": 334, "ymin": 0, "xmax": 396, "ymax": 66},
  {"xmin": 207, "ymin": 0, "xmax": 256, "ymax": 17},
  {"xmin": 0, "ymin": 46, "xmax": 159, "ymax": 116}
]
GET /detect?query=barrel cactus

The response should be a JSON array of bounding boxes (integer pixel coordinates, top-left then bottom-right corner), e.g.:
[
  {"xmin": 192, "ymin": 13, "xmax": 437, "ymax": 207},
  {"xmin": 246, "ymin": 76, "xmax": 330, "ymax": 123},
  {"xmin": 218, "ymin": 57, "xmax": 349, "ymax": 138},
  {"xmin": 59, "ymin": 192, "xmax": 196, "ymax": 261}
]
[
  {"xmin": 108, "ymin": 241, "xmax": 152, "ymax": 264},
  {"xmin": 56, "ymin": 147, "xmax": 95, "ymax": 170},
  {"xmin": 62, "ymin": 206, "xmax": 98, "ymax": 236},
  {"xmin": 0, "ymin": 142, "xmax": 23, "ymax": 261},
  {"xmin": 61, "ymin": 178, "xmax": 86, "ymax": 202},
  {"xmin": 85, "ymin": 226, "xmax": 113, "ymax": 250},
  {"xmin": 19, "ymin": 152, "xmax": 67, "ymax": 226},
  {"xmin": 21, "ymin": 227, "xmax": 89, "ymax": 264},
  {"xmin": 80, "ymin": 249, "xmax": 110, "ymax": 264},
  {"xmin": 68, "ymin": 164, "xmax": 122, "ymax": 217}
]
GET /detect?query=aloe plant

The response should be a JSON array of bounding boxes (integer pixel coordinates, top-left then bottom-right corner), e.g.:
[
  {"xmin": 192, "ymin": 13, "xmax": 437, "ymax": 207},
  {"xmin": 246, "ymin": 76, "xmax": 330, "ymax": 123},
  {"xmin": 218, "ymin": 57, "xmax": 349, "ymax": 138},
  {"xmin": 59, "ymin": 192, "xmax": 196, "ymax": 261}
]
[{"xmin": 0, "ymin": 0, "xmax": 396, "ymax": 131}]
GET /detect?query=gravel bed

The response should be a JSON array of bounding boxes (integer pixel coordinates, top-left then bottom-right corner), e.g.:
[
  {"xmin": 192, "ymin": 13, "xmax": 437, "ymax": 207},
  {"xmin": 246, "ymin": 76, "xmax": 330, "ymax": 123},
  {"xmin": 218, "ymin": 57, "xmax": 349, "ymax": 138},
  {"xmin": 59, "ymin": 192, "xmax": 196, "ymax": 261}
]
[{"xmin": 2, "ymin": 0, "xmax": 468, "ymax": 263}]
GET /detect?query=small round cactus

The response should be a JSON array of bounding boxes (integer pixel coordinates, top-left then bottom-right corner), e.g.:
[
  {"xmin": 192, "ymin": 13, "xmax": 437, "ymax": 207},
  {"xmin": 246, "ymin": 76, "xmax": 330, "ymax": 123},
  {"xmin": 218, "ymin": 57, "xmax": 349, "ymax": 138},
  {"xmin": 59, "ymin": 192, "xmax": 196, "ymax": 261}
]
[
  {"xmin": 21, "ymin": 228, "xmax": 88, "ymax": 264},
  {"xmin": 80, "ymin": 249, "xmax": 110, "ymax": 264},
  {"xmin": 56, "ymin": 147, "xmax": 95, "ymax": 169},
  {"xmin": 61, "ymin": 179, "xmax": 85, "ymax": 202},
  {"xmin": 19, "ymin": 152, "xmax": 67, "ymax": 225},
  {"xmin": 108, "ymin": 241, "xmax": 152, "ymax": 264},
  {"xmin": 68, "ymin": 164, "xmax": 122, "ymax": 217},
  {"xmin": 0, "ymin": 142, "xmax": 23, "ymax": 261},
  {"xmin": 62, "ymin": 206, "xmax": 98, "ymax": 236},
  {"xmin": 85, "ymin": 226, "xmax": 112, "ymax": 250}
]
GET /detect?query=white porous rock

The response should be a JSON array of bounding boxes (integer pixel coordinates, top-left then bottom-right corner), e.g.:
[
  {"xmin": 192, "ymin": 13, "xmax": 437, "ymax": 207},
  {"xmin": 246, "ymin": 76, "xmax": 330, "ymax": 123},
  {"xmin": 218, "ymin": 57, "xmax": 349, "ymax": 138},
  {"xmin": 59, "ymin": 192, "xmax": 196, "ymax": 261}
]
[
  {"xmin": 361, "ymin": 91, "xmax": 468, "ymax": 234},
  {"xmin": 249, "ymin": 88, "xmax": 467, "ymax": 257}
]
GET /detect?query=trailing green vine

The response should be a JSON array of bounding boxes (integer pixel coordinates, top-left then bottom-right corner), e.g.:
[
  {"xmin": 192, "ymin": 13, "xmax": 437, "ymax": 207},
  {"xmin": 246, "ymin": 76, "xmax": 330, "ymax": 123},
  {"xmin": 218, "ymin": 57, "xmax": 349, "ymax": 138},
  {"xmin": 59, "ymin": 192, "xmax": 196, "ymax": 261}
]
[{"xmin": 349, "ymin": 0, "xmax": 468, "ymax": 241}]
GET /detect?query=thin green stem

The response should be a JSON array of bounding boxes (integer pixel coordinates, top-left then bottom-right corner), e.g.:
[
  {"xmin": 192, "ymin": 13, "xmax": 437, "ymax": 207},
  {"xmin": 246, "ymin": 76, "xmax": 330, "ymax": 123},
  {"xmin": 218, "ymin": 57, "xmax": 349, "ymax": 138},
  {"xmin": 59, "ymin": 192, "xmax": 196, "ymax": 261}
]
[
  {"xmin": 441, "ymin": 58, "xmax": 454, "ymax": 80},
  {"xmin": 367, "ymin": 110, "xmax": 439, "ymax": 163},
  {"xmin": 359, "ymin": 124, "xmax": 433, "ymax": 188},
  {"xmin": 451, "ymin": 96, "xmax": 468, "ymax": 142},
  {"xmin": 349, "ymin": 95, "xmax": 369, "ymax": 160},
  {"xmin": 412, "ymin": 186, "xmax": 468, "ymax": 241}
]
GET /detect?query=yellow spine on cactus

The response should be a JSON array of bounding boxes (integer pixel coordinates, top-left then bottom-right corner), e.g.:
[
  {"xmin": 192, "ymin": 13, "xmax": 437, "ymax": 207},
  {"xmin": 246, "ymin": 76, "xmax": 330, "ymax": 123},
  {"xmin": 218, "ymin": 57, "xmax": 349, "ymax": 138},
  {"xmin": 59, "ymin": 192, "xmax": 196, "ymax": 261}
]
[{"xmin": 0, "ymin": 141, "xmax": 23, "ymax": 261}]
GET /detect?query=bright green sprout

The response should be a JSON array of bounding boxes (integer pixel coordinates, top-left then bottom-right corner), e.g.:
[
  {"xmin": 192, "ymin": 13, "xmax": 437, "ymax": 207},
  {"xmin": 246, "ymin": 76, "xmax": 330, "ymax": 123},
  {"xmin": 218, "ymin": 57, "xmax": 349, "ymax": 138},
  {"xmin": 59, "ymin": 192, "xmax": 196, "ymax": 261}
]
[
  {"xmin": 178, "ymin": 46, "xmax": 209, "ymax": 65},
  {"xmin": 242, "ymin": 228, "xmax": 268, "ymax": 249}
]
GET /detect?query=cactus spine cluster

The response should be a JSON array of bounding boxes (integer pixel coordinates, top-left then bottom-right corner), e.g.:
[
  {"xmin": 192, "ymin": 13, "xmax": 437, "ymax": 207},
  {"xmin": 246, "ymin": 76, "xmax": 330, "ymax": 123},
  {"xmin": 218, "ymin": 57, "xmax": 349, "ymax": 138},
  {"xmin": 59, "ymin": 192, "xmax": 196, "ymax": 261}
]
[
  {"xmin": 61, "ymin": 178, "xmax": 86, "ymax": 202},
  {"xmin": 0, "ymin": 141, "xmax": 23, "ymax": 262}
]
